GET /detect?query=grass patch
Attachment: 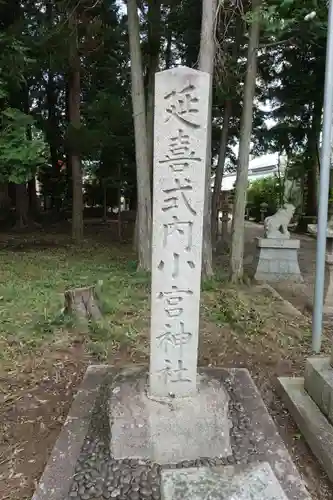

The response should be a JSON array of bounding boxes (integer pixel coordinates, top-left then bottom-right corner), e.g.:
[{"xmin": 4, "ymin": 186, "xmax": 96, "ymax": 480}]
[
  {"xmin": 0, "ymin": 241, "xmax": 150, "ymax": 364},
  {"xmin": 0, "ymin": 235, "xmax": 323, "ymax": 372},
  {"xmin": 203, "ymin": 287, "xmax": 264, "ymax": 337}
]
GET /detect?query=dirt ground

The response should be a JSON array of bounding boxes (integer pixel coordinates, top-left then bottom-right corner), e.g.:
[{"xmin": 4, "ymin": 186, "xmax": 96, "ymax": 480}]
[{"xmin": 0, "ymin": 224, "xmax": 333, "ymax": 500}]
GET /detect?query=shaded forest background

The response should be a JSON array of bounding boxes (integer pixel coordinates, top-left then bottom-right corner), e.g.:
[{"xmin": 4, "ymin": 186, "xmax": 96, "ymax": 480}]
[{"xmin": 0, "ymin": 0, "xmax": 328, "ymax": 277}]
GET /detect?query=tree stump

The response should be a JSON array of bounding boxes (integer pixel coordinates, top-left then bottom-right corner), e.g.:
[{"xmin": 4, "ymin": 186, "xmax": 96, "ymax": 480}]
[{"xmin": 64, "ymin": 286, "xmax": 102, "ymax": 322}]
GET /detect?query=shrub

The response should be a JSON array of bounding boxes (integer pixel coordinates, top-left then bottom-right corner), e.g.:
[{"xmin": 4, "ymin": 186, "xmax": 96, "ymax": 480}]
[{"xmin": 247, "ymin": 176, "xmax": 282, "ymax": 222}]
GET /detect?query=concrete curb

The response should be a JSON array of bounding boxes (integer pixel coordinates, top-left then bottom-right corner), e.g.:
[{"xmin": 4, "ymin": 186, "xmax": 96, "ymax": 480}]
[
  {"xmin": 32, "ymin": 365, "xmax": 110, "ymax": 500},
  {"xmin": 256, "ymin": 283, "xmax": 304, "ymax": 317},
  {"xmin": 277, "ymin": 376, "xmax": 333, "ymax": 483}
]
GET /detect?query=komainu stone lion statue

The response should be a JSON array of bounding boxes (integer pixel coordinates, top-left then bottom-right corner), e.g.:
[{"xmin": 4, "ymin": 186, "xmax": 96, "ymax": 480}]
[{"xmin": 264, "ymin": 203, "xmax": 295, "ymax": 239}]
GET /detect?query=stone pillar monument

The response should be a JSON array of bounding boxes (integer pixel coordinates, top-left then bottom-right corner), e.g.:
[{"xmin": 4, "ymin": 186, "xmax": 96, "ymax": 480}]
[{"xmin": 150, "ymin": 66, "xmax": 210, "ymax": 397}]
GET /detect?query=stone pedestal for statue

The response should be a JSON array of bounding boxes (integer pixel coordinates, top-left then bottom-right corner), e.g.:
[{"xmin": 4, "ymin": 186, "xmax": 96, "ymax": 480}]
[
  {"xmin": 254, "ymin": 204, "xmax": 302, "ymax": 283},
  {"xmin": 308, "ymin": 224, "xmax": 333, "ymax": 316},
  {"xmin": 254, "ymin": 238, "xmax": 303, "ymax": 282},
  {"xmin": 279, "ymin": 355, "xmax": 333, "ymax": 482}
]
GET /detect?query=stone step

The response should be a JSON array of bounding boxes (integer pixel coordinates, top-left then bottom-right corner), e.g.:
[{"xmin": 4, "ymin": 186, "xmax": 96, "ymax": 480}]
[
  {"xmin": 278, "ymin": 376, "xmax": 333, "ymax": 482},
  {"xmin": 162, "ymin": 463, "xmax": 290, "ymax": 500},
  {"xmin": 304, "ymin": 356, "xmax": 333, "ymax": 425}
]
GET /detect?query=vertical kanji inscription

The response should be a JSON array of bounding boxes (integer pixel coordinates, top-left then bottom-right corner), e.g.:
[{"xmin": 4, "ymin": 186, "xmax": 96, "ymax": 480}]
[{"xmin": 150, "ymin": 67, "xmax": 211, "ymax": 397}]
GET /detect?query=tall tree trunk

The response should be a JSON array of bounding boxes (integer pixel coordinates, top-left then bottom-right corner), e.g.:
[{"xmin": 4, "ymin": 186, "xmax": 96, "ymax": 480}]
[
  {"xmin": 46, "ymin": 69, "xmax": 61, "ymax": 211},
  {"xmin": 0, "ymin": 183, "xmax": 10, "ymax": 210},
  {"xmin": 65, "ymin": 81, "xmax": 73, "ymax": 208},
  {"xmin": 198, "ymin": 0, "xmax": 218, "ymax": 277},
  {"xmin": 127, "ymin": 0, "xmax": 152, "ymax": 270},
  {"xmin": 165, "ymin": 18, "xmax": 172, "ymax": 69},
  {"xmin": 103, "ymin": 180, "xmax": 107, "ymax": 222},
  {"xmin": 68, "ymin": 12, "xmax": 83, "ymax": 243},
  {"xmin": 146, "ymin": 0, "xmax": 161, "ymax": 177},
  {"xmin": 230, "ymin": 0, "xmax": 261, "ymax": 282},
  {"xmin": 211, "ymin": 16, "xmax": 242, "ymax": 247},
  {"xmin": 46, "ymin": 0, "xmax": 62, "ymax": 211},
  {"xmin": 211, "ymin": 100, "xmax": 232, "ymax": 246},
  {"xmin": 28, "ymin": 178, "xmax": 38, "ymax": 216},
  {"xmin": 15, "ymin": 184, "xmax": 29, "ymax": 228}
]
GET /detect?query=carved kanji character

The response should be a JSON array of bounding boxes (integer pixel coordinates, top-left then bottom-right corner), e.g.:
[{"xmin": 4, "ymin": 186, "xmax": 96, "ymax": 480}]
[
  {"xmin": 158, "ymin": 285, "xmax": 193, "ymax": 317},
  {"xmin": 164, "ymin": 84, "xmax": 200, "ymax": 128},
  {"xmin": 158, "ymin": 359, "xmax": 191, "ymax": 384},
  {"xmin": 163, "ymin": 215, "xmax": 193, "ymax": 250},
  {"xmin": 157, "ymin": 321, "xmax": 192, "ymax": 354},
  {"xmin": 159, "ymin": 129, "xmax": 201, "ymax": 172},
  {"xmin": 162, "ymin": 178, "xmax": 196, "ymax": 216}
]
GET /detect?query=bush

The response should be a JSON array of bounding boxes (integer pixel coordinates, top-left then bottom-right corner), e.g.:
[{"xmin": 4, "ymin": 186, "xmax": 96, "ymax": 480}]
[{"xmin": 247, "ymin": 176, "xmax": 282, "ymax": 222}]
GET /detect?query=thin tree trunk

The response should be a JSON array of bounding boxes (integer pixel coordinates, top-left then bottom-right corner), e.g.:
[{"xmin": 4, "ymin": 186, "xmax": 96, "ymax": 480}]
[
  {"xmin": 230, "ymin": 0, "xmax": 261, "ymax": 282},
  {"xmin": 211, "ymin": 99, "xmax": 232, "ymax": 247},
  {"xmin": 127, "ymin": 0, "xmax": 152, "ymax": 270},
  {"xmin": 28, "ymin": 178, "xmax": 38, "ymax": 216},
  {"xmin": 212, "ymin": 16, "xmax": 242, "ymax": 248},
  {"xmin": 118, "ymin": 173, "xmax": 122, "ymax": 242},
  {"xmin": 46, "ymin": 0, "xmax": 61, "ymax": 212},
  {"xmin": 198, "ymin": 0, "xmax": 217, "ymax": 277},
  {"xmin": 103, "ymin": 180, "xmax": 107, "ymax": 221},
  {"xmin": 65, "ymin": 82, "xmax": 73, "ymax": 208},
  {"xmin": 305, "ymin": 98, "xmax": 321, "ymax": 216},
  {"xmin": 146, "ymin": 0, "xmax": 161, "ymax": 178},
  {"xmin": 165, "ymin": 20, "xmax": 172, "ymax": 69},
  {"xmin": 68, "ymin": 12, "xmax": 83, "ymax": 243},
  {"xmin": 0, "ymin": 183, "xmax": 10, "ymax": 210},
  {"xmin": 15, "ymin": 183, "xmax": 29, "ymax": 228}
]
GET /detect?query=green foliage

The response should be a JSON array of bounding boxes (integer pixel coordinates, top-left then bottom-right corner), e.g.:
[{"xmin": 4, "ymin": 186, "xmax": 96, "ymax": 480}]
[
  {"xmin": 247, "ymin": 176, "xmax": 282, "ymax": 221},
  {"xmin": 0, "ymin": 108, "xmax": 47, "ymax": 183}
]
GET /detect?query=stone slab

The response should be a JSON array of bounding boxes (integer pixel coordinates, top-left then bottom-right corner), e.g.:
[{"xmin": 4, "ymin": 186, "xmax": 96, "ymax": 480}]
[
  {"xmin": 304, "ymin": 357, "xmax": 333, "ymax": 425},
  {"xmin": 109, "ymin": 372, "xmax": 232, "ymax": 464},
  {"xmin": 278, "ymin": 376, "xmax": 333, "ymax": 483},
  {"xmin": 32, "ymin": 365, "xmax": 110, "ymax": 500},
  {"xmin": 150, "ymin": 66, "xmax": 211, "ymax": 398},
  {"xmin": 161, "ymin": 462, "xmax": 289, "ymax": 500},
  {"xmin": 256, "ymin": 237, "xmax": 300, "ymax": 249}
]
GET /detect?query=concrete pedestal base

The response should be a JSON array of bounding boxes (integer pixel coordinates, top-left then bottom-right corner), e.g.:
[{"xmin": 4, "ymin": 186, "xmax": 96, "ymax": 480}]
[
  {"xmin": 32, "ymin": 366, "xmax": 310, "ymax": 500},
  {"xmin": 109, "ymin": 373, "xmax": 232, "ymax": 464},
  {"xmin": 254, "ymin": 237, "xmax": 303, "ymax": 283},
  {"xmin": 278, "ymin": 356, "xmax": 333, "ymax": 482}
]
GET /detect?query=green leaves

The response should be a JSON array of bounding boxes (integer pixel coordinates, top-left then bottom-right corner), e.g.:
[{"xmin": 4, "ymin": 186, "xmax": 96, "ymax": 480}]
[{"xmin": 0, "ymin": 107, "xmax": 47, "ymax": 183}]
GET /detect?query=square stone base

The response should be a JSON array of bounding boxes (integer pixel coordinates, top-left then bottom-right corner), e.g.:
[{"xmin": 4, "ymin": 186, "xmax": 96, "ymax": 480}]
[
  {"xmin": 110, "ymin": 374, "xmax": 232, "ymax": 464},
  {"xmin": 32, "ymin": 366, "xmax": 310, "ymax": 500},
  {"xmin": 254, "ymin": 237, "xmax": 303, "ymax": 282},
  {"xmin": 304, "ymin": 357, "xmax": 333, "ymax": 425},
  {"xmin": 110, "ymin": 373, "xmax": 232, "ymax": 464}
]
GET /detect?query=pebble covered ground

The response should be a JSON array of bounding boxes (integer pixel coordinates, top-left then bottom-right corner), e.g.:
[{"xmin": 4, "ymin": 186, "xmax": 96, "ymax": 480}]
[{"xmin": 67, "ymin": 372, "xmax": 256, "ymax": 500}]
